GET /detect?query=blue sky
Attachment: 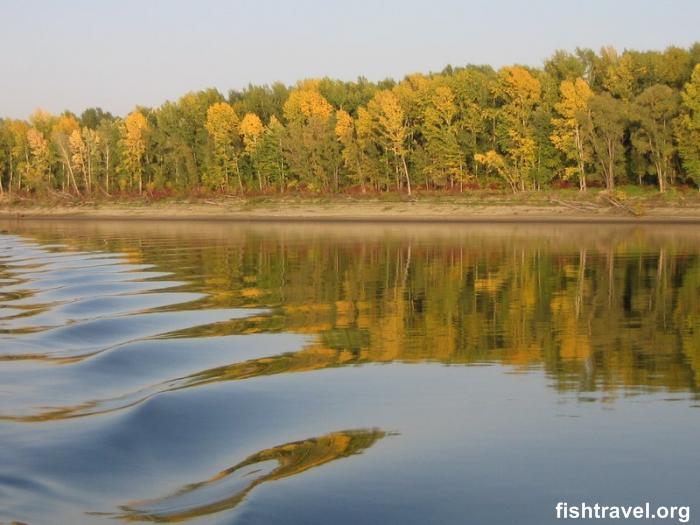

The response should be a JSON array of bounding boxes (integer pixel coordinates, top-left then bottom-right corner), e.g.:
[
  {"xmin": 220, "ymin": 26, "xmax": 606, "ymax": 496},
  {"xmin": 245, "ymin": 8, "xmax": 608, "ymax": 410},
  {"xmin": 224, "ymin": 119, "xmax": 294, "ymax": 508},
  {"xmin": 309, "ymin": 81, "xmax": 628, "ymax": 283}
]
[{"xmin": 2, "ymin": 0, "xmax": 698, "ymax": 118}]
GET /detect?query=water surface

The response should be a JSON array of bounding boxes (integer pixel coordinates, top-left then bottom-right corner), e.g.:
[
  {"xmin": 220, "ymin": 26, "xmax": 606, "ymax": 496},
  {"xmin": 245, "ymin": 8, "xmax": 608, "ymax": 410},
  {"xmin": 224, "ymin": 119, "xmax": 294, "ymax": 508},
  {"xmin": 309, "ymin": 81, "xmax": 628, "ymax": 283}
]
[{"xmin": 0, "ymin": 220, "xmax": 698, "ymax": 524}]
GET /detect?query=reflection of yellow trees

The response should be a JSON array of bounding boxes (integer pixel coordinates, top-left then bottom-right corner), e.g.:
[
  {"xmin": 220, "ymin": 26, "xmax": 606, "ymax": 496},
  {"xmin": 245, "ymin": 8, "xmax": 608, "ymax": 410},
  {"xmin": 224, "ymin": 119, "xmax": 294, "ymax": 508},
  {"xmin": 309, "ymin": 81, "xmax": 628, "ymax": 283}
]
[
  {"xmin": 551, "ymin": 293, "xmax": 591, "ymax": 361},
  {"xmin": 115, "ymin": 429, "xmax": 386, "ymax": 522},
  {"xmin": 14, "ymin": 226, "xmax": 700, "ymax": 396},
  {"xmin": 185, "ymin": 346, "xmax": 358, "ymax": 388},
  {"xmin": 550, "ymin": 251, "xmax": 592, "ymax": 361}
]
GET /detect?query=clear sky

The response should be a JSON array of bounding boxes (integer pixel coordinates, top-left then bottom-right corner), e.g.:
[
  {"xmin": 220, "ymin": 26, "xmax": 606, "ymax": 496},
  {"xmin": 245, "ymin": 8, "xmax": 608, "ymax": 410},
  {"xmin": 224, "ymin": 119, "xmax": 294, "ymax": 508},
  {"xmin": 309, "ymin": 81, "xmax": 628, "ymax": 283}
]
[{"xmin": 2, "ymin": 0, "xmax": 698, "ymax": 119}]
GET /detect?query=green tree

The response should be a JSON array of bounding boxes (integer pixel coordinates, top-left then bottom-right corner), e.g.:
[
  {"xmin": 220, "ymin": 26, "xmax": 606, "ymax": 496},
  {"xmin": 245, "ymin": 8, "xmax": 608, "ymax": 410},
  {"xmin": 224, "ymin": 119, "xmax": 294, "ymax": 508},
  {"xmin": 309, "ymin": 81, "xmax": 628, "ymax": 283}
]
[
  {"xmin": 599, "ymin": 47, "xmax": 636, "ymax": 101},
  {"xmin": 2, "ymin": 119, "xmax": 30, "ymax": 192},
  {"xmin": 632, "ymin": 84, "xmax": 680, "ymax": 192},
  {"xmin": 97, "ymin": 119, "xmax": 120, "ymax": 194},
  {"xmin": 80, "ymin": 107, "xmax": 114, "ymax": 130},
  {"xmin": 583, "ymin": 92, "xmax": 626, "ymax": 190},
  {"xmin": 551, "ymin": 78, "xmax": 594, "ymax": 190},
  {"xmin": 677, "ymin": 64, "xmax": 700, "ymax": 189},
  {"xmin": 256, "ymin": 116, "xmax": 287, "ymax": 192}
]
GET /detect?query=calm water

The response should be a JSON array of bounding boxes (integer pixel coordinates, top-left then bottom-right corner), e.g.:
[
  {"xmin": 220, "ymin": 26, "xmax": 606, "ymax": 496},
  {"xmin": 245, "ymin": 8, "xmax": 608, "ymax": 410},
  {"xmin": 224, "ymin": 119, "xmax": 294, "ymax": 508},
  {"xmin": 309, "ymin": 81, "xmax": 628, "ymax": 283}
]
[{"xmin": 0, "ymin": 220, "xmax": 698, "ymax": 524}]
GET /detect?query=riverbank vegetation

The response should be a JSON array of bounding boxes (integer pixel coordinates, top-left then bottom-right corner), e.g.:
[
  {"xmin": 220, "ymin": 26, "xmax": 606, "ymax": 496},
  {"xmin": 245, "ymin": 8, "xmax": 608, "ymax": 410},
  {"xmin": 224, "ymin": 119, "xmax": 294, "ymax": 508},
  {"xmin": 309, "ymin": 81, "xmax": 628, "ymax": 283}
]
[{"xmin": 2, "ymin": 44, "xmax": 700, "ymax": 199}]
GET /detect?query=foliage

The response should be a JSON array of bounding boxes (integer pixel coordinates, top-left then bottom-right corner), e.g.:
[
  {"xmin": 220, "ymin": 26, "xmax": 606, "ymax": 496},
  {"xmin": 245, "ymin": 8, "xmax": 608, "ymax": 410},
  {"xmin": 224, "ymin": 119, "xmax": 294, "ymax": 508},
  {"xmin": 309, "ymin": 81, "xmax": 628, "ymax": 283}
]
[
  {"xmin": 677, "ymin": 65, "xmax": 700, "ymax": 188},
  {"xmin": 2, "ymin": 44, "xmax": 700, "ymax": 196}
]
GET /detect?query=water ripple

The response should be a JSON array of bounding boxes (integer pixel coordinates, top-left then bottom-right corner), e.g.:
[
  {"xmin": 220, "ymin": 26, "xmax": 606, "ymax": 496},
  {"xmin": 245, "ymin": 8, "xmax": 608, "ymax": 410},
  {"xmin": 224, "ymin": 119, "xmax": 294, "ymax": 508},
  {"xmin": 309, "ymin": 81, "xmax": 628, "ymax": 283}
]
[{"xmin": 0, "ymin": 234, "xmax": 267, "ymax": 422}]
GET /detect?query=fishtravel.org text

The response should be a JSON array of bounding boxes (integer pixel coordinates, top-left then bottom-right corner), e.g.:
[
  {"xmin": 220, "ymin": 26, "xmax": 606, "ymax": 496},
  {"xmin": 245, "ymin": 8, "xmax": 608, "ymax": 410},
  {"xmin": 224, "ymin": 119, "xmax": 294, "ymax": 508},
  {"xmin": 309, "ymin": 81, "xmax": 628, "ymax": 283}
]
[{"xmin": 555, "ymin": 502, "xmax": 689, "ymax": 523}]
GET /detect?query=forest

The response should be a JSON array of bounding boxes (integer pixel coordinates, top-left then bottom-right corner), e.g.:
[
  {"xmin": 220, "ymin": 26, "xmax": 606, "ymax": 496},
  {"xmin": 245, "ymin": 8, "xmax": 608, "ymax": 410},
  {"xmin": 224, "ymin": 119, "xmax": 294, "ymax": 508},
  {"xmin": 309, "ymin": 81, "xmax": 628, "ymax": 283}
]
[{"xmin": 1, "ymin": 44, "xmax": 700, "ymax": 198}]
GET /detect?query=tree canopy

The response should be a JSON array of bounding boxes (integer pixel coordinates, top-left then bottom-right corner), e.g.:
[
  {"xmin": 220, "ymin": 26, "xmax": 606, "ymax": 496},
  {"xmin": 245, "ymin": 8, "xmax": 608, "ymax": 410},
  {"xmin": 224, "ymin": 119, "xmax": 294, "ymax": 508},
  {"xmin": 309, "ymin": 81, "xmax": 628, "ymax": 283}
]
[{"xmin": 2, "ymin": 44, "xmax": 700, "ymax": 196}]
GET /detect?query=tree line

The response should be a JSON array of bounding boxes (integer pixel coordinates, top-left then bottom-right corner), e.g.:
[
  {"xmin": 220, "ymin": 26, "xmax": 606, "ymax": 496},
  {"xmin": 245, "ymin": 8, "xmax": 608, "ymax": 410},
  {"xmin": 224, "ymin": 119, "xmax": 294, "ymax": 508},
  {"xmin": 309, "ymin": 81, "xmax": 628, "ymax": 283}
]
[{"xmin": 1, "ymin": 44, "xmax": 700, "ymax": 197}]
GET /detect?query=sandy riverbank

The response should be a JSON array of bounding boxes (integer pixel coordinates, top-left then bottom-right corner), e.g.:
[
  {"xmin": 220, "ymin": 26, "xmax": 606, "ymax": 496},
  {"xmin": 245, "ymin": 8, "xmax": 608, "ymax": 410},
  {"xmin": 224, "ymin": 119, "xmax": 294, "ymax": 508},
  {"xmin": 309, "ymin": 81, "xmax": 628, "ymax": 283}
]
[
  {"xmin": 3, "ymin": 191, "xmax": 700, "ymax": 223},
  {"xmin": 3, "ymin": 202, "xmax": 700, "ymax": 223}
]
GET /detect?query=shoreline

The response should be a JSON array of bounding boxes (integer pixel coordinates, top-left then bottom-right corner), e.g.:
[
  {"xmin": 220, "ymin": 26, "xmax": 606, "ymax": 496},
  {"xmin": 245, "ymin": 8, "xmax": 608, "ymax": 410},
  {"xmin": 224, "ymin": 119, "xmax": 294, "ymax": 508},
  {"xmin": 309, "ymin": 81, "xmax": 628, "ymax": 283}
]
[{"xmin": 3, "ymin": 201, "xmax": 700, "ymax": 223}]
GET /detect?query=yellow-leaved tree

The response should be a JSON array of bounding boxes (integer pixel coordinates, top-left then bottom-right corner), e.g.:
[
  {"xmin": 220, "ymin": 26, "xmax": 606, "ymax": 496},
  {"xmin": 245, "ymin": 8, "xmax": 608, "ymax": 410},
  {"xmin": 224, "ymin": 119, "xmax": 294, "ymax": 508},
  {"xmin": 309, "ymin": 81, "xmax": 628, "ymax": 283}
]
[
  {"xmin": 120, "ymin": 110, "xmax": 149, "ymax": 193},
  {"xmin": 334, "ymin": 109, "xmax": 366, "ymax": 191},
  {"xmin": 477, "ymin": 66, "xmax": 541, "ymax": 192},
  {"xmin": 25, "ymin": 128, "xmax": 51, "ymax": 191},
  {"xmin": 2, "ymin": 119, "xmax": 30, "ymax": 192},
  {"xmin": 367, "ymin": 90, "xmax": 412, "ymax": 195},
  {"xmin": 677, "ymin": 64, "xmax": 700, "ymax": 190},
  {"xmin": 239, "ymin": 112, "xmax": 265, "ymax": 191},
  {"xmin": 282, "ymin": 83, "xmax": 337, "ymax": 191},
  {"xmin": 205, "ymin": 102, "xmax": 240, "ymax": 191},
  {"xmin": 69, "ymin": 129, "xmax": 88, "ymax": 191},
  {"xmin": 551, "ymin": 78, "xmax": 593, "ymax": 191},
  {"xmin": 51, "ymin": 114, "xmax": 81, "ymax": 194},
  {"xmin": 423, "ymin": 85, "xmax": 463, "ymax": 189}
]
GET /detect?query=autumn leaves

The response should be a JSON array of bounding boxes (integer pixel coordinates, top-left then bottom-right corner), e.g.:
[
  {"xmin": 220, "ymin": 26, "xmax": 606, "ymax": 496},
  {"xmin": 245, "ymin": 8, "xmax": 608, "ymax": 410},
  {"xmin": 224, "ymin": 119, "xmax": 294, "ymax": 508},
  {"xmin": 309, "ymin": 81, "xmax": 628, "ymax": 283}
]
[{"xmin": 2, "ymin": 45, "xmax": 700, "ymax": 197}]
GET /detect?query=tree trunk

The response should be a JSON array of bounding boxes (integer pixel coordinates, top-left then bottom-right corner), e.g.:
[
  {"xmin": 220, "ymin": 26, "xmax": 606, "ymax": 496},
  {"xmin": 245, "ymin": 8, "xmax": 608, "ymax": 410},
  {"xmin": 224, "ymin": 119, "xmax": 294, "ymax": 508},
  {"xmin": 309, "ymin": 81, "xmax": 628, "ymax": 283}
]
[
  {"xmin": 575, "ymin": 127, "xmax": 587, "ymax": 192},
  {"xmin": 656, "ymin": 161, "xmax": 665, "ymax": 193},
  {"xmin": 356, "ymin": 159, "xmax": 365, "ymax": 193},
  {"xmin": 60, "ymin": 145, "xmax": 81, "ymax": 194},
  {"xmin": 105, "ymin": 144, "xmax": 110, "ymax": 194},
  {"xmin": 606, "ymin": 139, "xmax": 615, "ymax": 191},
  {"xmin": 401, "ymin": 154, "xmax": 411, "ymax": 196},
  {"xmin": 87, "ymin": 147, "xmax": 92, "ymax": 193},
  {"xmin": 394, "ymin": 160, "xmax": 400, "ymax": 192},
  {"xmin": 234, "ymin": 157, "xmax": 243, "ymax": 193},
  {"xmin": 652, "ymin": 137, "xmax": 665, "ymax": 193}
]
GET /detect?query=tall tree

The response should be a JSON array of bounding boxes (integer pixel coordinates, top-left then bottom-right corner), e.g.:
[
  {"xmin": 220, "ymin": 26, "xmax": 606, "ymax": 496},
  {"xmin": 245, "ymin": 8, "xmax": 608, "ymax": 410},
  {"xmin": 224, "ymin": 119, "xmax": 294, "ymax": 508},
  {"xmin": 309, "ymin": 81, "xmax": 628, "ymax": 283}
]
[
  {"xmin": 256, "ymin": 116, "xmax": 287, "ymax": 192},
  {"xmin": 583, "ymin": 93, "xmax": 626, "ymax": 191},
  {"xmin": 69, "ymin": 129, "xmax": 89, "ymax": 191},
  {"xmin": 80, "ymin": 107, "xmax": 114, "ymax": 130},
  {"xmin": 120, "ymin": 110, "xmax": 149, "ymax": 193},
  {"xmin": 355, "ymin": 107, "xmax": 386, "ymax": 191},
  {"xmin": 598, "ymin": 47, "xmax": 636, "ymax": 101},
  {"xmin": 366, "ymin": 90, "xmax": 412, "ymax": 195},
  {"xmin": 0, "ymin": 120, "xmax": 30, "ymax": 193},
  {"xmin": 447, "ymin": 68, "xmax": 492, "ymax": 183},
  {"xmin": 51, "ymin": 114, "xmax": 81, "ymax": 193},
  {"xmin": 423, "ymin": 86, "xmax": 463, "ymax": 189},
  {"xmin": 97, "ymin": 119, "xmax": 120, "ymax": 194},
  {"xmin": 240, "ymin": 112, "xmax": 265, "ymax": 191},
  {"xmin": 484, "ymin": 66, "xmax": 541, "ymax": 191},
  {"xmin": 677, "ymin": 64, "xmax": 700, "ymax": 189},
  {"xmin": 82, "ymin": 127, "xmax": 102, "ymax": 193},
  {"xmin": 335, "ymin": 109, "xmax": 365, "ymax": 191},
  {"xmin": 205, "ymin": 101, "xmax": 240, "ymax": 191},
  {"xmin": 551, "ymin": 78, "xmax": 594, "ymax": 190},
  {"xmin": 25, "ymin": 128, "xmax": 51, "ymax": 191},
  {"xmin": 632, "ymin": 84, "xmax": 680, "ymax": 192},
  {"xmin": 282, "ymin": 84, "xmax": 337, "ymax": 191}
]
